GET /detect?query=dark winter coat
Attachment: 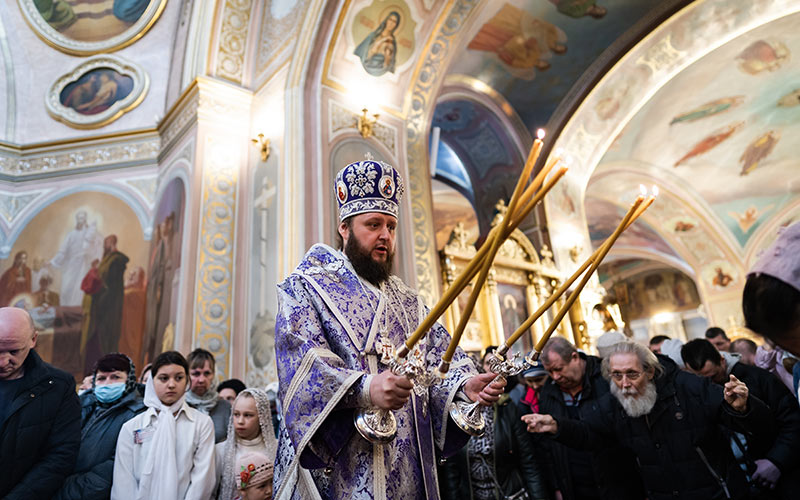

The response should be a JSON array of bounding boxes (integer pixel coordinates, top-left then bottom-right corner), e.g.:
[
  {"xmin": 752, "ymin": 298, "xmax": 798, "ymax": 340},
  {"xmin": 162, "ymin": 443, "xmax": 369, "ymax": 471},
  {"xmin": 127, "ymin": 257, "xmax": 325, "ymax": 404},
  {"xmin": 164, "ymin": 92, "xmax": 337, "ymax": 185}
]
[
  {"xmin": 554, "ymin": 356, "xmax": 772, "ymax": 500},
  {"xmin": 538, "ymin": 353, "xmax": 645, "ymax": 500},
  {"xmin": 53, "ymin": 388, "xmax": 146, "ymax": 500},
  {"xmin": 438, "ymin": 394, "xmax": 548, "ymax": 499},
  {"xmin": 0, "ymin": 349, "xmax": 81, "ymax": 499},
  {"xmin": 726, "ymin": 361, "xmax": 800, "ymax": 499}
]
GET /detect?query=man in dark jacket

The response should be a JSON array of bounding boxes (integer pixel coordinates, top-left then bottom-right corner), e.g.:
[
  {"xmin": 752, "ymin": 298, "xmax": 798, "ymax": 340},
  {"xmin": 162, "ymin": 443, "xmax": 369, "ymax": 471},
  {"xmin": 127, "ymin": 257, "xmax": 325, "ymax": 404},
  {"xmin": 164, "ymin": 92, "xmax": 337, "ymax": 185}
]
[
  {"xmin": 0, "ymin": 307, "xmax": 81, "ymax": 499},
  {"xmin": 54, "ymin": 352, "xmax": 146, "ymax": 500},
  {"xmin": 525, "ymin": 341, "xmax": 772, "ymax": 500},
  {"xmin": 681, "ymin": 338, "xmax": 800, "ymax": 498},
  {"xmin": 536, "ymin": 337, "xmax": 644, "ymax": 500}
]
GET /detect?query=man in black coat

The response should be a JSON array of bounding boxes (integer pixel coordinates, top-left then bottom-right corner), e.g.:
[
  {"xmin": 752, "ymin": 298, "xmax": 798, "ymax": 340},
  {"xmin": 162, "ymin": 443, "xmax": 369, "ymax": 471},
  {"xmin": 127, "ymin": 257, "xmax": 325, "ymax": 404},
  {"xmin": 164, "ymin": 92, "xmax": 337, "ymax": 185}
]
[
  {"xmin": 525, "ymin": 341, "xmax": 772, "ymax": 500},
  {"xmin": 536, "ymin": 337, "xmax": 645, "ymax": 500},
  {"xmin": 0, "ymin": 307, "xmax": 81, "ymax": 499},
  {"xmin": 682, "ymin": 338, "xmax": 800, "ymax": 498}
]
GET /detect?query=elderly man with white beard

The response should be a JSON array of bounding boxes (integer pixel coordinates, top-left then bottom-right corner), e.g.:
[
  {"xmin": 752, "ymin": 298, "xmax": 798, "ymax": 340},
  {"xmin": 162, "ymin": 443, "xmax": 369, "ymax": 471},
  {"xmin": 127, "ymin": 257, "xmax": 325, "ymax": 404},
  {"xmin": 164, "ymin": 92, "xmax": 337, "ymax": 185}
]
[{"xmin": 523, "ymin": 341, "xmax": 773, "ymax": 500}]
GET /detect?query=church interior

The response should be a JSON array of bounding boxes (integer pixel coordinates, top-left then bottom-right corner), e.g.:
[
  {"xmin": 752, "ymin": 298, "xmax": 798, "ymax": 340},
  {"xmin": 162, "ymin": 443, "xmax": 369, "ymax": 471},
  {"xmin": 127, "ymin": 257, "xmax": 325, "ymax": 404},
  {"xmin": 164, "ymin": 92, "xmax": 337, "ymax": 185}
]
[{"xmin": 1, "ymin": 0, "xmax": 798, "ymax": 385}]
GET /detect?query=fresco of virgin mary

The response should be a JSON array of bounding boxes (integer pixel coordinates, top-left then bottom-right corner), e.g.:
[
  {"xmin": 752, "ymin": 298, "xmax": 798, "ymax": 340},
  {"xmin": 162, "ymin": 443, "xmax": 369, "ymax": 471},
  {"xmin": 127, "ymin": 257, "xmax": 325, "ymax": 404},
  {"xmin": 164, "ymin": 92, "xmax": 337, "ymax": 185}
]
[{"xmin": 353, "ymin": 11, "xmax": 401, "ymax": 77}]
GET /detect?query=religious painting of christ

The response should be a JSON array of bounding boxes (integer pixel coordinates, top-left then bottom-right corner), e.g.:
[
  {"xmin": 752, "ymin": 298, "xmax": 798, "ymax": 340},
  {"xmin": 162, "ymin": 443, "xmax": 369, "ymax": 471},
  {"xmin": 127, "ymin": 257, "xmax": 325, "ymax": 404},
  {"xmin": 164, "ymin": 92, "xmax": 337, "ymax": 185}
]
[
  {"xmin": 59, "ymin": 68, "xmax": 134, "ymax": 115},
  {"xmin": 0, "ymin": 191, "xmax": 149, "ymax": 380}
]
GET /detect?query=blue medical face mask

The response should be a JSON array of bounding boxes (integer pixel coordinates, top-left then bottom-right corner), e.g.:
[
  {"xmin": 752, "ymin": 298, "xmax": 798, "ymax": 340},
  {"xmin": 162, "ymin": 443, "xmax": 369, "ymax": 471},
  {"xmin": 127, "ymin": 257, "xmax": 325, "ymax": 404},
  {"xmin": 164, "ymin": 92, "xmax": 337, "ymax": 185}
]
[{"xmin": 95, "ymin": 382, "xmax": 126, "ymax": 403}]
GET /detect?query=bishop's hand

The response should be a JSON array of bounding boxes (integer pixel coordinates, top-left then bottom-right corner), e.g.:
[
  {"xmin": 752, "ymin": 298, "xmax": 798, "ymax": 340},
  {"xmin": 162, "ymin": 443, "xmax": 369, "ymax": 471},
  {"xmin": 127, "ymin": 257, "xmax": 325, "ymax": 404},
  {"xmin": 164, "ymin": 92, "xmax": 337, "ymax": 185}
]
[
  {"xmin": 370, "ymin": 370, "xmax": 413, "ymax": 410},
  {"xmin": 463, "ymin": 372, "xmax": 506, "ymax": 406}
]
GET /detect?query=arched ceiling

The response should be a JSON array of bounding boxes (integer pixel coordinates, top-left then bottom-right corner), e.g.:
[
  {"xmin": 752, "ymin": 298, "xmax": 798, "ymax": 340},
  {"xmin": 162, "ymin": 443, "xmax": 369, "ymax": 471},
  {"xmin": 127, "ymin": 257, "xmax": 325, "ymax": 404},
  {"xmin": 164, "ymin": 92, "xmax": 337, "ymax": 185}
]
[
  {"xmin": 586, "ymin": 7, "xmax": 800, "ymax": 292},
  {"xmin": 430, "ymin": 0, "xmax": 682, "ymax": 244}
]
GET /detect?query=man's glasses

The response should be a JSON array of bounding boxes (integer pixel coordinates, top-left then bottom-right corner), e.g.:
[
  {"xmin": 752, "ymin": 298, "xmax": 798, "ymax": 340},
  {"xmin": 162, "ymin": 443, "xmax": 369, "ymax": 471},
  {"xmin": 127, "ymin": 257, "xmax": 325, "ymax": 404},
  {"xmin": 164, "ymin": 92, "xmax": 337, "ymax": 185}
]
[{"xmin": 610, "ymin": 370, "xmax": 644, "ymax": 381}]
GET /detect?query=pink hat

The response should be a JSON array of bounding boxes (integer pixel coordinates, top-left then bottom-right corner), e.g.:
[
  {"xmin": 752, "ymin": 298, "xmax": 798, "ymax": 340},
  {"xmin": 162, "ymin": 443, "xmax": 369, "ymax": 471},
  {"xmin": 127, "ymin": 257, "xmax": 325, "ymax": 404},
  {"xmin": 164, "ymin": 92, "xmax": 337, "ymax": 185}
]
[
  {"xmin": 236, "ymin": 452, "xmax": 273, "ymax": 490},
  {"xmin": 750, "ymin": 222, "xmax": 800, "ymax": 292}
]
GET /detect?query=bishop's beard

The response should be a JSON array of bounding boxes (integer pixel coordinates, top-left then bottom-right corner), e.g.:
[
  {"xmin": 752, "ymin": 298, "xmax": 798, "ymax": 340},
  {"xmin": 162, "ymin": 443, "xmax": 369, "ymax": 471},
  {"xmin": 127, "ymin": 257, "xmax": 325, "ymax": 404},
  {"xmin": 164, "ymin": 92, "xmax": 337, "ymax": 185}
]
[
  {"xmin": 610, "ymin": 379, "xmax": 658, "ymax": 418},
  {"xmin": 345, "ymin": 234, "xmax": 393, "ymax": 287}
]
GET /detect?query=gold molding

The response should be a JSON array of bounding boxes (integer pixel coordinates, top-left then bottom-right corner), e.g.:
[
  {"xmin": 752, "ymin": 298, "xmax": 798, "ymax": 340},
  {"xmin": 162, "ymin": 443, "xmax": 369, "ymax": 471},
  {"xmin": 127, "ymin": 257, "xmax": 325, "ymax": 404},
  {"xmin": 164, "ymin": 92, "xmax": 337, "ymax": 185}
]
[
  {"xmin": 214, "ymin": 0, "xmax": 255, "ymax": 84},
  {"xmin": 403, "ymin": 0, "xmax": 479, "ymax": 305},
  {"xmin": 0, "ymin": 127, "xmax": 158, "ymax": 152}
]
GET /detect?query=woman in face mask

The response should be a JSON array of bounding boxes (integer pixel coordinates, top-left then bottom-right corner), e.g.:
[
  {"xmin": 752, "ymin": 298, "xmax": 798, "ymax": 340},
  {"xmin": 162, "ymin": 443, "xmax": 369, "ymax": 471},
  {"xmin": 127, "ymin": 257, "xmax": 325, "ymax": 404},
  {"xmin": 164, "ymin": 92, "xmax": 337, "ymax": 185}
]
[{"xmin": 53, "ymin": 353, "xmax": 146, "ymax": 500}]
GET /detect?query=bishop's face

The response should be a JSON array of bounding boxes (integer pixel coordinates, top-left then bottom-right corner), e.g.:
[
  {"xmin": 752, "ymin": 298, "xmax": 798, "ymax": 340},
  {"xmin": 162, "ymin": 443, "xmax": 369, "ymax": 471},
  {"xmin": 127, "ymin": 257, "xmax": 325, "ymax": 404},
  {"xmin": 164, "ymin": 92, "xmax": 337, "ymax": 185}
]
[
  {"xmin": 342, "ymin": 212, "xmax": 396, "ymax": 261},
  {"xmin": 340, "ymin": 212, "xmax": 397, "ymax": 286}
]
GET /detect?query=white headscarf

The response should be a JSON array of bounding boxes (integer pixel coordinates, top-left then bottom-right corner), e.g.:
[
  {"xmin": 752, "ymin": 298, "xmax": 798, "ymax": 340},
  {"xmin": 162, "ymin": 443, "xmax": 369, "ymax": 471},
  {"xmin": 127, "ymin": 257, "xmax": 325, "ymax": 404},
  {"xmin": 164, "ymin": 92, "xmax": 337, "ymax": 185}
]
[
  {"xmin": 136, "ymin": 375, "xmax": 187, "ymax": 500},
  {"xmin": 218, "ymin": 388, "xmax": 277, "ymax": 500}
]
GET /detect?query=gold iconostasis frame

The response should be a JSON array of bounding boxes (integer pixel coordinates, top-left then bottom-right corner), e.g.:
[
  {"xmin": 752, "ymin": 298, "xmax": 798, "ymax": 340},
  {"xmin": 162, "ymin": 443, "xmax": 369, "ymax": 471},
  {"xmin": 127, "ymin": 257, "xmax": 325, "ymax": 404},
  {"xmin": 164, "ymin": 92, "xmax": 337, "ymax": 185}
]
[{"xmin": 440, "ymin": 204, "xmax": 586, "ymax": 356}]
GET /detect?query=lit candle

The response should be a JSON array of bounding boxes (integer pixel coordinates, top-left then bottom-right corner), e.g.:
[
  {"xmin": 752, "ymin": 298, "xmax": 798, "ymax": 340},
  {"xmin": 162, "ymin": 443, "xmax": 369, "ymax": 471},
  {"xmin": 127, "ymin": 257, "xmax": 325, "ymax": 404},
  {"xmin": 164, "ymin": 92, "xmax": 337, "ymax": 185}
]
[
  {"xmin": 531, "ymin": 191, "xmax": 655, "ymax": 354},
  {"xmin": 436, "ymin": 132, "xmax": 546, "ymax": 372},
  {"xmin": 399, "ymin": 165, "xmax": 568, "ymax": 360},
  {"xmin": 500, "ymin": 196, "xmax": 643, "ymax": 356}
]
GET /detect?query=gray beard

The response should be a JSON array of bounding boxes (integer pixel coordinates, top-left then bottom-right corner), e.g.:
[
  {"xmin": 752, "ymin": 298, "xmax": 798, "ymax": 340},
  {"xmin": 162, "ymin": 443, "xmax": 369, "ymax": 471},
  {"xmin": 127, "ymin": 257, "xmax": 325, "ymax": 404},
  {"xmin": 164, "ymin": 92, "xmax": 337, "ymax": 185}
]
[{"xmin": 610, "ymin": 380, "xmax": 658, "ymax": 417}]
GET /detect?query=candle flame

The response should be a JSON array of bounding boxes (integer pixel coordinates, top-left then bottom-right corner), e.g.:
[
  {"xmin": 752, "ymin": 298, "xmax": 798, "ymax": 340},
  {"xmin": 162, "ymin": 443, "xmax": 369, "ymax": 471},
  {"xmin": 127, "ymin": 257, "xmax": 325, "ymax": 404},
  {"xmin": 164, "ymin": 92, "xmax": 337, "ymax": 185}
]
[
  {"xmin": 537, "ymin": 129, "xmax": 546, "ymax": 140},
  {"xmin": 639, "ymin": 184, "xmax": 647, "ymax": 196},
  {"xmin": 652, "ymin": 185, "xmax": 660, "ymax": 197}
]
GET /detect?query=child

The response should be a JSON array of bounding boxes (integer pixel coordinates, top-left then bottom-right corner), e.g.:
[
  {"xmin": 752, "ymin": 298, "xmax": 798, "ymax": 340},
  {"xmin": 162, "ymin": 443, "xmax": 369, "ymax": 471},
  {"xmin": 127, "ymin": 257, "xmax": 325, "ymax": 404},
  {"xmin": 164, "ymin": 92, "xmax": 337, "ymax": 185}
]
[
  {"xmin": 111, "ymin": 351, "xmax": 216, "ymax": 500},
  {"xmin": 216, "ymin": 389, "xmax": 277, "ymax": 499},
  {"xmin": 235, "ymin": 452, "xmax": 273, "ymax": 500}
]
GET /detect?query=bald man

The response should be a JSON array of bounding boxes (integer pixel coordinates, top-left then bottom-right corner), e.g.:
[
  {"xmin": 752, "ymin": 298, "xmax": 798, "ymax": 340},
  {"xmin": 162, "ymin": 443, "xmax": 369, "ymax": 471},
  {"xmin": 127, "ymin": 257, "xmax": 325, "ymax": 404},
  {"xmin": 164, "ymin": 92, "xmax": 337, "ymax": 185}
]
[{"xmin": 0, "ymin": 307, "xmax": 81, "ymax": 499}]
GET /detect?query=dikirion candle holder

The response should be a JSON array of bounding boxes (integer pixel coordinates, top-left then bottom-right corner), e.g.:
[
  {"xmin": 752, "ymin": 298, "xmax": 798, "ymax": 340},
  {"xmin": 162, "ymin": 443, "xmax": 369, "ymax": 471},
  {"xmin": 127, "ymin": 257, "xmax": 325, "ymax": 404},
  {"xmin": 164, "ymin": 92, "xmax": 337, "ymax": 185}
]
[{"xmin": 354, "ymin": 337, "xmax": 438, "ymax": 443}]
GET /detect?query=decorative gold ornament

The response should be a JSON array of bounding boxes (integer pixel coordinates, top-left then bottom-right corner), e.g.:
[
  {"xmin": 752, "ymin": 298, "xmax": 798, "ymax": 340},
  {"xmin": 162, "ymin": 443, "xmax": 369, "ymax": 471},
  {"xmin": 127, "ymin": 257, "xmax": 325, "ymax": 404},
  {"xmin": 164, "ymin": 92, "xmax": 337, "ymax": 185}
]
[
  {"xmin": 357, "ymin": 108, "xmax": 380, "ymax": 138},
  {"xmin": 569, "ymin": 244, "xmax": 583, "ymax": 263},
  {"xmin": 251, "ymin": 134, "xmax": 271, "ymax": 161}
]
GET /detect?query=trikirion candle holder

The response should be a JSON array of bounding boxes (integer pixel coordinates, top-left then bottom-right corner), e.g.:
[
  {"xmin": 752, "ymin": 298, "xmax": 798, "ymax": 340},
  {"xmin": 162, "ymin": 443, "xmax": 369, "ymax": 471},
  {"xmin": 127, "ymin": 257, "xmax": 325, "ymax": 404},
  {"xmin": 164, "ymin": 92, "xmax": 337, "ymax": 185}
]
[{"xmin": 449, "ymin": 349, "xmax": 531, "ymax": 437}]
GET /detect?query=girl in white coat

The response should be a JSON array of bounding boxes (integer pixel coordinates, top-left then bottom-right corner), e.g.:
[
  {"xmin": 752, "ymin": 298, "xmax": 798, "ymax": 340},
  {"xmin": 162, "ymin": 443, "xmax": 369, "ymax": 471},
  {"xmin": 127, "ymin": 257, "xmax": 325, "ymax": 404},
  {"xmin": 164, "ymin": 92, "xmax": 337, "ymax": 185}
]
[{"xmin": 112, "ymin": 351, "xmax": 216, "ymax": 500}]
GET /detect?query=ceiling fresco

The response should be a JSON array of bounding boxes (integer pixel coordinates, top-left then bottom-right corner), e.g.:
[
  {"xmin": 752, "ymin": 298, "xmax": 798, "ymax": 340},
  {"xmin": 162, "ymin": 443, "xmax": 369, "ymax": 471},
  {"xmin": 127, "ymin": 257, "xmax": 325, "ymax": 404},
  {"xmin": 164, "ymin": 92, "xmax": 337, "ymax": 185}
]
[
  {"xmin": 585, "ymin": 197, "xmax": 678, "ymax": 258},
  {"xmin": 599, "ymin": 11, "xmax": 800, "ymax": 250},
  {"xmin": 447, "ymin": 0, "xmax": 664, "ymax": 133}
]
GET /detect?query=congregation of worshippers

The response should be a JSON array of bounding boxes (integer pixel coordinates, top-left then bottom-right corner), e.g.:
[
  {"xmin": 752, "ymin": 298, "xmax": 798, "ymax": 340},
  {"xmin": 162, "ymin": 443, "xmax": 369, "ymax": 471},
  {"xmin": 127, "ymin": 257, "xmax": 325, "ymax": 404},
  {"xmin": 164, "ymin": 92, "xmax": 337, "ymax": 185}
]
[
  {"xmin": 3, "ymin": 188, "xmax": 800, "ymax": 500},
  {"xmin": 3, "ymin": 305, "xmax": 800, "ymax": 499}
]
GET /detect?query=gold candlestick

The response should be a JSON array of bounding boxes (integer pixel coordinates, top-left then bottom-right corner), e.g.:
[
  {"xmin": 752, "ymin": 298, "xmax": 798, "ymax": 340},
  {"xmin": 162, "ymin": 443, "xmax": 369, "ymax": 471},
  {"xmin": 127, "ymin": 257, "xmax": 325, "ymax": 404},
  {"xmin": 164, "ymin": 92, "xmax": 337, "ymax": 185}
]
[
  {"xmin": 398, "ymin": 137, "xmax": 560, "ymax": 360},
  {"xmin": 529, "ymin": 192, "xmax": 655, "ymax": 358}
]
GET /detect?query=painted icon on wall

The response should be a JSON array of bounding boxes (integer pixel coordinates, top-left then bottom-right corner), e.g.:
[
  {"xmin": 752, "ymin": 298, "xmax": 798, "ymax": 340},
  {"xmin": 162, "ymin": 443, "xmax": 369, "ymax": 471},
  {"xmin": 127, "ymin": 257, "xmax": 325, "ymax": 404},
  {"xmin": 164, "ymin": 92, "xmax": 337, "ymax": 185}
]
[
  {"xmin": 46, "ymin": 55, "xmax": 148, "ymax": 129},
  {"xmin": 18, "ymin": 0, "xmax": 167, "ymax": 55},
  {"xmin": 351, "ymin": 0, "xmax": 417, "ymax": 77},
  {"xmin": 59, "ymin": 68, "xmax": 134, "ymax": 115},
  {"xmin": 0, "ymin": 191, "xmax": 150, "ymax": 381},
  {"xmin": 141, "ymin": 177, "xmax": 186, "ymax": 370}
]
